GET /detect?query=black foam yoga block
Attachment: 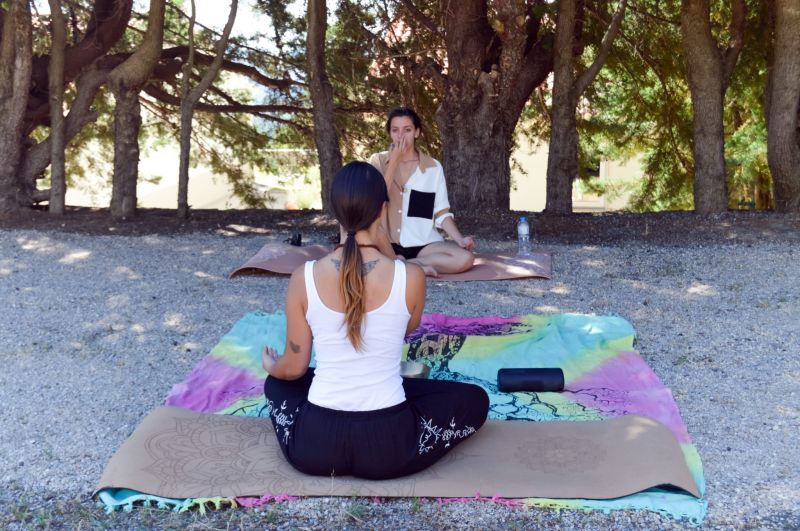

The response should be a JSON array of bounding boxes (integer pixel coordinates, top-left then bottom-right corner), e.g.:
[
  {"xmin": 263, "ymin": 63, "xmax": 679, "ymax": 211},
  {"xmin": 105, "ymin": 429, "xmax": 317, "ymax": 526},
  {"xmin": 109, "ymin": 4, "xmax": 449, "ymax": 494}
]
[{"xmin": 497, "ymin": 368, "xmax": 565, "ymax": 392}]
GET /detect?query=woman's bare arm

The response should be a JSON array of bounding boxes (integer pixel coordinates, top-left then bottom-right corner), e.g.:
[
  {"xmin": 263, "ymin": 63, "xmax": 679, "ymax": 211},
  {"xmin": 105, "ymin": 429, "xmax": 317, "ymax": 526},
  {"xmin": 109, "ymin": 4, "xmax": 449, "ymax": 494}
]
[
  {"xmin": 404, "ymin": 262, "xmax": 427, "ymax": 335},
  {"xmin": 262, "ymin": 267, "xmax": 312, "ymax": 380}
]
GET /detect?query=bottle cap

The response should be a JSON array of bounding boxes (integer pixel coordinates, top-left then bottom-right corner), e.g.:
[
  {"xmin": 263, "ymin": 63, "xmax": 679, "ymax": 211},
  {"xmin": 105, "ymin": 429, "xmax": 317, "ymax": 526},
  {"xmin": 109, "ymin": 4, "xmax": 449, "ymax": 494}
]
[{"xmin": 519, "ymin": 216, "xmax": 527, "ymax": 222}]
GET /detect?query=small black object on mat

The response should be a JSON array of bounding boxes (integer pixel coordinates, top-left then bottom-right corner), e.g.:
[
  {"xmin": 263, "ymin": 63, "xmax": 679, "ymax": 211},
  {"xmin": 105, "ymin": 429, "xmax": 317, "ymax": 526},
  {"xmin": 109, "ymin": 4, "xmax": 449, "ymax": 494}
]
[
  {"xmin": 284, "ymin": 233, "xmax": 302, "ymax": 246},
  {"xmin": 497, "ymin": 368, "xmax": 565, "ymax": 392}
]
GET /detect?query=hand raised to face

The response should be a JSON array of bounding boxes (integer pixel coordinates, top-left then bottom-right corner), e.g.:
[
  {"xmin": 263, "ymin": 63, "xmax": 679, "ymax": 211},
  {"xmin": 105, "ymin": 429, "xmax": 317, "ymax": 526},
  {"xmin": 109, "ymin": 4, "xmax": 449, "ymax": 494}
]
[{"xmin": 388, "ymin": 115, "xmax": 419, "ymax": 163}]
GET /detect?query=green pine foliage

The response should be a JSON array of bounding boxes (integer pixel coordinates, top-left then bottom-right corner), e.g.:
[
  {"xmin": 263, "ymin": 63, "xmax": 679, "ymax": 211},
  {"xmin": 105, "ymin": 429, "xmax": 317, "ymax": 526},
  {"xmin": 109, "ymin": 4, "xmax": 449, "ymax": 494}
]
[{"xmin": 24, "ymin": 0, "xmax": 776, "ymax": 211}]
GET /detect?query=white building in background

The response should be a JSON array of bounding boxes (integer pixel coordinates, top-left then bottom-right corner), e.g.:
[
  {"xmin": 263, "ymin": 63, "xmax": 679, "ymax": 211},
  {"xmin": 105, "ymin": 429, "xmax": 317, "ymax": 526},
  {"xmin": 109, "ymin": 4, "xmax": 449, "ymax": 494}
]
[
  {"xmin": 66, "ymin": 137, "xmax": 639, "ymax": 212},
  {"xmin": 509, "ymin": 136, "xmax": 642, "ymax": 213},
  {"xmin": 65, "ymin": 144, "xmax": 318, "ymax": 210}
]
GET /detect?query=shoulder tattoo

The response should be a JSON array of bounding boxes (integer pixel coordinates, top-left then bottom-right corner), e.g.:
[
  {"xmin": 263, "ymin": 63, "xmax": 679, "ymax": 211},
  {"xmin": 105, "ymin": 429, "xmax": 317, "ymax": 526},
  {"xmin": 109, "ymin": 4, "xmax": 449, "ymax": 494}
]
[{"xmin": 330, "ymin": 258, "xmax": 380, "ymax": 276}]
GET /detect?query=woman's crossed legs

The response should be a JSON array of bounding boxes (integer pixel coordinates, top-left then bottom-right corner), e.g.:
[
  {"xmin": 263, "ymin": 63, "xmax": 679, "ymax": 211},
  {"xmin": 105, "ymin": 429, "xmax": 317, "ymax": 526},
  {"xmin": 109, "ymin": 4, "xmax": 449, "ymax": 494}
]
[
  {"xmin": 263, "ymin": 370, "xmax": 489, "ymax": 480},
  {"xmin": 410, "ymin": 241, "xmax": 474, "ymax": 276}
]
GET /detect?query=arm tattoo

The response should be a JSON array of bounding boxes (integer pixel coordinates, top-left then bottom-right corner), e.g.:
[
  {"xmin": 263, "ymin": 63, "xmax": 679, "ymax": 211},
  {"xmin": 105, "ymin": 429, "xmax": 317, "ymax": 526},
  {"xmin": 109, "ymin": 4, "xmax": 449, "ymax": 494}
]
[
  {"xmin": 330, "ymin": 258, "xmax": 380, "ymax": 276},
  {"xmin": 289, "ymin": 340, "xmax": 301, "ymax": 353}
]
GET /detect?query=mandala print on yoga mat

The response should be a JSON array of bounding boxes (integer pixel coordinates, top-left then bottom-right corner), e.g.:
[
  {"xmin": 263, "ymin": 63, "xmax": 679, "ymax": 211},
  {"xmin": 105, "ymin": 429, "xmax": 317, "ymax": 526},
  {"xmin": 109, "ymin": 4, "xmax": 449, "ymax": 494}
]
[{"xmin": 99, "ymin": 311, "xmax": 706, "ymax": 523}]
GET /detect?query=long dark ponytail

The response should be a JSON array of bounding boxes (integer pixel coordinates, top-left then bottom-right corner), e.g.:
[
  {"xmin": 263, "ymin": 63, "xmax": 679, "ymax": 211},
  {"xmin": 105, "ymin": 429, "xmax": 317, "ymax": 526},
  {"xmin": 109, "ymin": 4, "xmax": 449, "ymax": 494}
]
[{"xmin": 330, "ymin": 161, "xmax": 389, "ymax": 350}]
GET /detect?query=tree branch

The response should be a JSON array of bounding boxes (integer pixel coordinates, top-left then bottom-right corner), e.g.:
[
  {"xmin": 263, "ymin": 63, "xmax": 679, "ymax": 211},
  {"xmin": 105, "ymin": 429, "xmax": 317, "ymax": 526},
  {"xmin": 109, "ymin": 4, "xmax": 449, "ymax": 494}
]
[
  {"xmin": 722, "ymin": 0, "xmax": 746, "ymax": 88},
  {"xmin": 164, "ymin": 0, "xmax": 302, "ymax": 68},
  {"xmin": 26, "ymin": 0, "xmax": 134, "ymax": 127},
  {"xmin": 108, "ymin": 0, "xmax": 166, "ymax": 91},
  {"xmin": 627, "ymin": 3, "xmax": 680, "ymax": 26},
  {"xmin": 356, "ymin": 20, "xmax": 447, "ymax": 92},
  {"xmin": 21, "ymin": 63, "xmax": 110, "ymax": 185},
  {"xmin": 160, "ymin": 46, "xmax": 299, "ymax": 90},
  {"xmin": 186, "ymin": 0, "xmax": 237, "ymax": 105},
  {"xmin": 143, "ymin": 83, "xmax": 310, "ymax": 114},
  {"xmin": 179, "ymin": 0, "xmax": 197, "ymax": 110},
  {"xmin": 397, "ymin": 0, "xmax": 441, "ymax": 36},
  {"xmin": 575, "ymin": 0, "xmax": 627, "ymax": 97}
]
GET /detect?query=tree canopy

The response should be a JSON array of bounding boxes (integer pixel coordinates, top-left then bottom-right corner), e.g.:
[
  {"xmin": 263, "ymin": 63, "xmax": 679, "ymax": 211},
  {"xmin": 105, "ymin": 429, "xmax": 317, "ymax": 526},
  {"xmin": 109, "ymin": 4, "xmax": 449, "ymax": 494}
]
[{"xmin": 0, "ymin": 0, "xmax": 798, "ymax": 217}]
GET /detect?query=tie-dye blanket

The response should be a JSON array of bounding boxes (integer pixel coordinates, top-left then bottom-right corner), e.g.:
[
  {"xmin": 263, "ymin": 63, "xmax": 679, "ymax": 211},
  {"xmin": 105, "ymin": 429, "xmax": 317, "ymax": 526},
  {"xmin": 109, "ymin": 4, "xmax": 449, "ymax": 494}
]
[{"xmin": 98, "ymin": 311, "xmax": 706, "ymax": 523}]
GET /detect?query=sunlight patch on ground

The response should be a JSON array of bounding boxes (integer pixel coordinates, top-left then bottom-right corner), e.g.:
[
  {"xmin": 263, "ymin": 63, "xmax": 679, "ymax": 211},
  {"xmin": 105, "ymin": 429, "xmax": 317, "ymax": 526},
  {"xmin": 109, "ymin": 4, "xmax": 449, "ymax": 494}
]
[
  {"xmin": 17, "ymin": 235, "xmax": 54, "ymax": 252},
  {"xmin": 112, "ymin": 266, "xmax": 141, "ymax": 280},
  {"xmin": 550, "ymin": 285, "xmax": 571, "ymax": 295},
  {"xmin": 177, "ymin": 341, "xmax": 202, "ymax": 352},
  {"xmin": 58, "ymin": 250, "xmax": 92, "ymax": 264},
  {"xmin": 686, "ymin": 283, "xmax": 718, "ymax": 296},
  {"xmin": 534, "ymin": 305, "xmax": 561, "ymax": 313},
  {"xmin": 141, "ymin": 236, "xmax": 167, "ymax": 246},
  {"xmin": 225, "ymin": 224, "xmax": 270, "ymax": 234},
  {"xmin": 581, "ymin": 259, "xmax": 606, "ymax": 268},
  {"xmin": 164, "ymin": 313, "xmax": 190, "ymax": 332},
  {"xmin": 193, "ymin": 271, "xmax": 223, "ymax": 280},
  {"xmin": 215, "ymin": 228, "xmax": 243, "ymax": 237}
]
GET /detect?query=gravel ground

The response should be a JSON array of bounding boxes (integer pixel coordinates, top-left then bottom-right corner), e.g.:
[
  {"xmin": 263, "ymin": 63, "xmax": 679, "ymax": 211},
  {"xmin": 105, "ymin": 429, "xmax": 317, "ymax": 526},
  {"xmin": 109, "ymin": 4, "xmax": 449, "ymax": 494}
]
[{"xmin": 1, "ymin": 223, "xmax": 798, "ymax": 529}]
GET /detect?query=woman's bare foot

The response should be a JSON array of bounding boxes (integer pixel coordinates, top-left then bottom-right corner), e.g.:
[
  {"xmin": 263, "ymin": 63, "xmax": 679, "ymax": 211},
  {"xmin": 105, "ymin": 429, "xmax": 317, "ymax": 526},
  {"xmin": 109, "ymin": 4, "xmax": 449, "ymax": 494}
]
[{"xmin": 409, "ymin": 259, "xmax": 438, "ymax": 277}]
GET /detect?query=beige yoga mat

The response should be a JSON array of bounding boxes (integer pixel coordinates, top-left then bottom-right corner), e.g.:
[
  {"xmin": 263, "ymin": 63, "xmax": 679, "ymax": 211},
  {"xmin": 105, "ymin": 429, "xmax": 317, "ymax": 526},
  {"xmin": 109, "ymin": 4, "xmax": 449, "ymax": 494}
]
[
  {"xmin": 95, "ymin": 407, "xmax": 700, "ymax": 500},
  {"xmin": 230, "ymin": 242, "xmax": 551, "ymax": 280}
]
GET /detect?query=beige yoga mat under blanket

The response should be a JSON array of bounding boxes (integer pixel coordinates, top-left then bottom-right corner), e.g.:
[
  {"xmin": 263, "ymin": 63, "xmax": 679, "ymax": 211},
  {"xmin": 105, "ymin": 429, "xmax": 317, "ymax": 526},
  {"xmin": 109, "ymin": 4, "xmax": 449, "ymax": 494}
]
[
  {"xmin": 95, "ymin": 407, "xmax": 700, "ymax": 500},
  {"xmin": 229, "ymin": 242, "xmax": 552, "ymax": 280}
]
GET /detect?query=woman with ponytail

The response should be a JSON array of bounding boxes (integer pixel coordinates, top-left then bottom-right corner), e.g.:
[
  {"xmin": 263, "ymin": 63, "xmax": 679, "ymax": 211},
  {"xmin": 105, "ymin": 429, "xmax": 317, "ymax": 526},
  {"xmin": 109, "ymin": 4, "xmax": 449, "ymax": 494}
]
[{"xmin": 262, "ymin": 161, "xmax": 489, "ymax": 480}]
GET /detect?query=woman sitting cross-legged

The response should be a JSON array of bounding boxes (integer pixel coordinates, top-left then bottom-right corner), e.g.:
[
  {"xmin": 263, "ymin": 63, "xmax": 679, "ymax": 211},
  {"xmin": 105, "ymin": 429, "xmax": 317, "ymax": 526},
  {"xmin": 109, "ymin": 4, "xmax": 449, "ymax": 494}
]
[
  {"xmin": 262, "ymin": 161, "xmax": 489, "ymax": 480},
  {"xmin": 368, "ymin": 106, "xmax": 476, "ymax": 277}
]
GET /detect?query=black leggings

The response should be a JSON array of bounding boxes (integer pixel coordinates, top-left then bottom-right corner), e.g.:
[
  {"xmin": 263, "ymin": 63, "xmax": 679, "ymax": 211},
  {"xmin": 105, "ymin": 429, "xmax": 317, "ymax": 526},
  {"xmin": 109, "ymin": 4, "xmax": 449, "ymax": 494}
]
[{"xmin": 263, "ymin": 369, "xmax": 489, "ymax": 480}]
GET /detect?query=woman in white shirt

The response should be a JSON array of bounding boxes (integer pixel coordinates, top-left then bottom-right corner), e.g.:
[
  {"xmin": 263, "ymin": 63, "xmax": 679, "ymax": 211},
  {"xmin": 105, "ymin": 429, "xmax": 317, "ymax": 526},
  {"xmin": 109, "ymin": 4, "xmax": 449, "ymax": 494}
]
[
  {"xmin": 262, "ymin": 161, "xmax": 489, "ymax": 480},
  {"xmin": 368, "ymin": 107, "xmax": 475, "ymax": 277}
]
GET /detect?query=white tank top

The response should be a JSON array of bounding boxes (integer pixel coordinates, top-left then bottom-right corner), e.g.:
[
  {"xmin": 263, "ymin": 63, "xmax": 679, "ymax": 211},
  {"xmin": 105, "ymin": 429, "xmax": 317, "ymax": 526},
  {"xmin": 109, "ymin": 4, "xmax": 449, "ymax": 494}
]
[{"xmin": 305, "ymin": 259, "xmax": 410, "ymax": 411}]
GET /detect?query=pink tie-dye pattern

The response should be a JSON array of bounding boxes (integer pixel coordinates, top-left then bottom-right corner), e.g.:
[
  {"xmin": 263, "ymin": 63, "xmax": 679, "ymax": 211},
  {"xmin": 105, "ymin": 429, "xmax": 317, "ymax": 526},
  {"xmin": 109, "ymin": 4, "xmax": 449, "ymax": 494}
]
[
  {"xmin": 166, "ymin": 356, "xmax": 264, "ymax": 413},
  {"xmin": 567, "ymin": 351, "xmax": 691, "ymax": 443}
]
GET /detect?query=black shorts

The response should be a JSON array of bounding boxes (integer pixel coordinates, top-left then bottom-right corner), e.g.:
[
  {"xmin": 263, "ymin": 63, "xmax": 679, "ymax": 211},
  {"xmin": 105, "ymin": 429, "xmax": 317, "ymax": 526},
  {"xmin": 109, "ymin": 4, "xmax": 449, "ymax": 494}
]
[
  {"xmin": 392, "ymin": 243, "xmax": 431, "ymax": 260},
  {"xmin": 264, "ymin": 369, "xmax": 489, "ymax": 480}
]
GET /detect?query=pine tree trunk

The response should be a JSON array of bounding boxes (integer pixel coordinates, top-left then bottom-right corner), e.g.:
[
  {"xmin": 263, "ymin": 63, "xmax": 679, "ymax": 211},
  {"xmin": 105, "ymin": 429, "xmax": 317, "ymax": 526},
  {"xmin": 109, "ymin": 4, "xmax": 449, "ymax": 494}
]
[
  {"xmin": 48, "ymin": 0, "xmax": 67, "ymax": 215},
  {"xmin": 0, "ymin": 0, "xmax": 33, "ymax": 213},
  {"xmin": 546, "ymin": 102, "xmax": 579, "ymax": 214},
  {"xmin": 176, "ymin": 0, "xmax": 197, "ymax": 220},
  {"xmin": 437, "ymin": 110, "xmax": 513, "ymax": 210},
  {"xmin": 176, "ymin": 0, "xmax": 235, "ymax": 219},
  {"xmin": 545, "ymin": 0, "xmax": 626, "ymax": 215},
  {"xmin": 432, "ymin": 0, "xmax": 552, "ymax": 211},
  {"xmin": 546, "ymin": 0, "xmax": 579, "ymax": 215},
  {"xmin": 307, "ymin": 0, "xmax": 341, "ymax": 214},
  {"xmin": 681, "ymin": 0, "xmax": 729, "ymax": 214},
  {"xmin": 767, "ymin": 0, "xmax": 800, "ymax": 212},
  {"xmin": 177, "ymin": 103, "xmax": 193, "ymax": 218},
  {"xmin": 110, "ymin": 85, "xmax": 141, "ymax": 219},
  {"xmin": 107, "ymin": 0, "xmax": 165, "ymax": 219}
]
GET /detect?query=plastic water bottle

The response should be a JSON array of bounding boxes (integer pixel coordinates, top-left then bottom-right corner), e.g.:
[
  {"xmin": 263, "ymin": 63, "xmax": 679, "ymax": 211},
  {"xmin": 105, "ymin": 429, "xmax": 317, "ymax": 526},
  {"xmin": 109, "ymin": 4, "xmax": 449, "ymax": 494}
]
[{"xmin": 517, "ymin": 216, "xmax": 531, "ymax": 257}]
